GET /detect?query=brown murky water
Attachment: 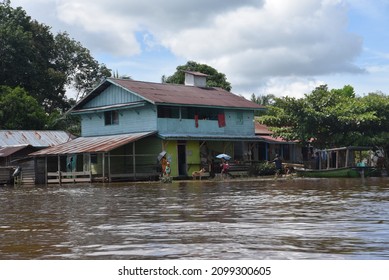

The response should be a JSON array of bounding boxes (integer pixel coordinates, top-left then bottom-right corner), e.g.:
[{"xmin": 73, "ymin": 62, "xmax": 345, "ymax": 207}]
[{"xmin": 1, "ymin": 177, "xmax": 389, "ymax": 259}]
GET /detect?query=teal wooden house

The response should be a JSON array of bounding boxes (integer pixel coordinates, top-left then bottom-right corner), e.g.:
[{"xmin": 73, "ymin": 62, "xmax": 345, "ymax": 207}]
[{"xmin": 32, "ymin": 72, "xmax": 266, "ymax": 182}]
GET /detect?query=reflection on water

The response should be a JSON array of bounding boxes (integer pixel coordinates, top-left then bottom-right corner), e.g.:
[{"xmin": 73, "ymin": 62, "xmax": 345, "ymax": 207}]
[{"xmin": 0, "ymin": 177, "xmax": 389, "ymax": 259}]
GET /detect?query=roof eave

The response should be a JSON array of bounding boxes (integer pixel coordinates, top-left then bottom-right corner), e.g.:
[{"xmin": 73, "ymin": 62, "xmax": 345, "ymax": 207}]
[
  {"xmin": 70, "ymin": 101, "xmax": 147, "ymax": 115},
  {"xmin": 154, "ymin": 102, "xmax": 265, "ymax": 110}
]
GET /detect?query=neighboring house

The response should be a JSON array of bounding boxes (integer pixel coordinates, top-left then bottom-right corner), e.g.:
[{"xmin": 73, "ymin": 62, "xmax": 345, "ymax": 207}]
[
  {"xmin": 0, "ymin": 130, "xmax": 74, "ymax": 184},
  {"xmin": 31, "ymin": 71, "xmax": 267, "ymax": 183},
  {"xmin": 254, "ymin": 122, "xmax": 303, "ymax": 163}
]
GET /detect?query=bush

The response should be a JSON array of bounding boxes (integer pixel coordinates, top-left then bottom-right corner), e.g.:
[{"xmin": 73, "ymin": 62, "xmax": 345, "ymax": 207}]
[{"xmin": 249, "ymin": 161, "xmax": 277, "ymax": 176}]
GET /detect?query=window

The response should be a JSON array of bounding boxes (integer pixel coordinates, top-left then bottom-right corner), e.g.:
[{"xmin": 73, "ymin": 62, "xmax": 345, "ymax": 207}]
[
  {"xmin": 157, "ymin": 106, "xmax": 180, "ymax": 118},
  {"xmin": 104, "ymin": 110, "xmax": 119, "ymax": 125},
  {"xmin": 157, "ymin": 105, "xmax": 224, "ymax": 120},
  {"xmin": 236, "ymin": 112, "xmax": 243, "ymax": 125},
  {"xmin": 182, "ymin": 107, "xmax": 222, "ymax": 120}
]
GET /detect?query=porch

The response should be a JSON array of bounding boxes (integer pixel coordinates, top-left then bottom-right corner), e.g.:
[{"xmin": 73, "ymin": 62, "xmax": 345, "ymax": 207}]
[{"xmin": 30, "ymin": 132, "xmax": 161, "ymax": 184}]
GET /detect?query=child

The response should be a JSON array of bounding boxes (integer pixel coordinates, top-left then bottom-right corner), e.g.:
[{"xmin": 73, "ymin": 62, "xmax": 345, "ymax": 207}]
[
  {"xmin": 220, "ymin": 160, "xmax": 230, "ymax": 178},
  {"xmin": 164, "ymin": 162, "xmax": 171, "ymax": 177}
]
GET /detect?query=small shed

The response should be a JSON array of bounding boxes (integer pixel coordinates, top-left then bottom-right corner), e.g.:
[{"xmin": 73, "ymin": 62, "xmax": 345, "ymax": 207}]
[{"xmin": 0, "ymin": 130, "xmax": 74, "ymax": 185}]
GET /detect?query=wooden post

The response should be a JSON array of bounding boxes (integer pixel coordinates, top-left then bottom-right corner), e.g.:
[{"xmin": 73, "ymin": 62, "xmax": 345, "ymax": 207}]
[
  {"xmin": 319, "ymin": 152, "xmax": 322, "ymax": 170},
  {"xmin": 108, "ymin": 152, "xmax": 111, "ymax": 182},
  {"xmin": 336, "ymin": 151, "xmax": 339, "ymax": 169},
  {"xmin": 88, "ymin": 153, "xmax": 92, "ymax": 182},
  {"xmin": 45, "ymin": 156, "xmax": 48, "ymax": 185},
  {"xmin": 58, "ymin": 155, "xmax": 61, "ymax": 185},
  {"xmin": 133, "ymin": 142, "xmax": 136, "ymax": 179},
  {"xmin": 102, "ymin": 152, "xmax": 105, "ymax": 183}
]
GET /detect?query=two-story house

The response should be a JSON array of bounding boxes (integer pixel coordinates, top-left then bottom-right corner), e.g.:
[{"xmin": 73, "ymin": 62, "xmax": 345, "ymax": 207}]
[{"xmin": 31, "ymin": 71, "xmax": 265, "ymax": 183}]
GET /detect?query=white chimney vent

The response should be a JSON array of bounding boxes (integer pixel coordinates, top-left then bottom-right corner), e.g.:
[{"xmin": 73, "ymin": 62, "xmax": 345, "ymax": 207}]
[{"xmin": 183, "ymin": 71, "xmax": 208, "ymax": 87}]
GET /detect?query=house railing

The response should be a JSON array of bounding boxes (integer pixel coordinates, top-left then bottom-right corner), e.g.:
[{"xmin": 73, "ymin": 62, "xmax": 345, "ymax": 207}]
[{"xmin": 47, "ymin": 171, "xmax": 92, "ymax": 184}]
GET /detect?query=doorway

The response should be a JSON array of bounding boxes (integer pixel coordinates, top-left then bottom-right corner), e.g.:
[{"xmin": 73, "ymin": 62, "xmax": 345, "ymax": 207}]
[{"xmin": 177, "ymin": 141, "xmax": 187, "ymax": 176}]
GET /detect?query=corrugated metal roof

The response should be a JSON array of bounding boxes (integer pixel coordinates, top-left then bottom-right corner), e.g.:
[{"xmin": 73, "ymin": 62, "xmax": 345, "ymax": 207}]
[
  {"xmin": 0, "ymin": 130, "xmax": 74, "ymax": 147},
  {"xmin": 255, "ymin": 123, "xmax": 273, "ymax": 135},
  {"xmin": 72, "ymin": 78, "xmax": 265, "ymax": 111},
  {"xmin": 259, "ymin": 135, "xmax": 292, "ymax": 143},
  {"xmin": 30, "ymin": 131, "xmax": 156, "ymax": 156},
  {"xmin": 0, "ymin": 145, "xmax": 29, "ymax": 157},
  {"xmin": 255, "ymin": 123, "xmax": 296, "ymax": 143}
]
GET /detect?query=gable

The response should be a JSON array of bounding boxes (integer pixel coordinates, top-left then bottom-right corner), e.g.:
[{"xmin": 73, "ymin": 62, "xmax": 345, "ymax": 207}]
[{"xmin": 82, "ymin": 84, "xmax": 144, "ymax": 109}]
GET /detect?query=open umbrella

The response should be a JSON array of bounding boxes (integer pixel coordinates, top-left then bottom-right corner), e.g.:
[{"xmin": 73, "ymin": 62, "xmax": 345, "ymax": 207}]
[
  {"xmin": 216, "ymin": 153, "xmax": 231, "ymax": 161},
  {"xmin": 157, "ymin": 151, "xmax": 167, "ymax": 161}
]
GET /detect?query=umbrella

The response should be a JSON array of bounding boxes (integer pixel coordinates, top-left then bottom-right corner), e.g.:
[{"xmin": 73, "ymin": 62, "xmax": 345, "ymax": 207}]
[
  {"xmin": 157, "ymin": 151, "xmax": 167, "ymax": 161},
  {"xmin": 216, "ymin": 153, "xmax": 231, "ymax": 161}
]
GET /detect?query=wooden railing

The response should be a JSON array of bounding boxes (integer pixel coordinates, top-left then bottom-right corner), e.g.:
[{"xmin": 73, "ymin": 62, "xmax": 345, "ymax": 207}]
[{"xmin": 47, "ymin": 171, "xmax": 92, "ymax": 184}]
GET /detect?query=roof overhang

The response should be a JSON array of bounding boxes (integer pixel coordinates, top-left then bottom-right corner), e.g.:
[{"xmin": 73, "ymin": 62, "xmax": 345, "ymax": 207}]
[
  {"xmin": 155, "ymin": 103, "xmax": 264, "ymax": 111},
  {"xmin": 0, "ymin": 145, "xmax": 30, "ymax": 157},
  {"xmin": 258, "ymin": 135, "xmax": 297, "ymax": 144},
  {"xmin": 158, "ymin": 133, "xmax": 263, "ymax": 142},
  {"xmin": 30, "ymin": 131, "xmax": 157, "ymax": 156},
  {"xmin": 71, "ymin": 101, "xmax": 147, "ymax": 115}
]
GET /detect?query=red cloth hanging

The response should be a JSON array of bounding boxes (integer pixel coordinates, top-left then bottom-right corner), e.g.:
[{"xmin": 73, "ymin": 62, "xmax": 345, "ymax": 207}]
[
  {"xmin": 195, "ymin": 114, "xmax": 199, "ymax": 128},
  {"xmin": 218, "ymin": 113, "xmax": 226, "ymax": 127}
]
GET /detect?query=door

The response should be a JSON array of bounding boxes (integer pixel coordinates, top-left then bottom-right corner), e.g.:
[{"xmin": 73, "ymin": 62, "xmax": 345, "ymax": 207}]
[{"xmin": 177, "ymin": 142, "xmax": 187, "ymax": 176}]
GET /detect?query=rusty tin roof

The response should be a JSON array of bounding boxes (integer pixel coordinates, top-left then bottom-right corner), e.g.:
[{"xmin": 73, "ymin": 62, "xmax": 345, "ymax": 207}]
[
  {"xmin": 0, "ymin": 145, "xmax": 29, "ymax": 157},
  {"xmin": 30, "ymin": 131, "xmax": 156, "ymax": 156},
  {"xmin": 0, "ymin": 130, "xmax": 74, "ymax": 148}
]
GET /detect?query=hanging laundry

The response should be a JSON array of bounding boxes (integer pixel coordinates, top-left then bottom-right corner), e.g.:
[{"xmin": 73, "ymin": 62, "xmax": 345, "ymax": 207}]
[{"xmin": 218, "ymin": 113, "xmax": 226, "ymax": 127}]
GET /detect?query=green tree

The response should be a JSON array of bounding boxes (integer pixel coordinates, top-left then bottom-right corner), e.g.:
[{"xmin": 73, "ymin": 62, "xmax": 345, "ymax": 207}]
[
  {"xmin": 0, "ymin": 86, "xmax": 47, "ymax": 129},
  {"xmin": 163, "ymin": 61, "xmax": 232, "ymax": 91},
  {"xmin": 259, "ymin": 85, "xmax": 380, "ymax": 148},
  {"xmin": 251, "ymin": 93, "xmax": 276, "ymax": 106},
  {"xmin": 0, "ymin": 1, "xmax": 111, "ymax": 115},
  {"xmin": 358, "ymin": 92, "xmax": 389, "ymax": 153},
  {"xmin": 251, "ymin": 93, "xmax": 276, "ymax": 116},
  {"xmin": 54, "ymin": 32, "xmax": 111, "ymax": 101}
]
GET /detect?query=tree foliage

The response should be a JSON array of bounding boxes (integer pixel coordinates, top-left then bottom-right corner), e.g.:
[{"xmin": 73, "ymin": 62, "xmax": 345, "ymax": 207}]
[
  {"xmin": 251, "ymin": 93, "xmax": 276, "ymax": 106},
  {"xmin": 251, "ymin": 93, "xmax": 276, "ymax": 116},
  {"xmin": 259, "ymin": 85, "xmax": 389, "ymax": 149},
  {"xmin": 0, "ymin": 86, "xmax": 47, "ymax": 129},
  {"xmin": 163, "ymin": 61, "xmax": 232, "ymax": 91},
  {"xmin": 0, "ymin": 1, "xmax": 110, "ymax": 130},
  {"xmin": 53, "ymin": 32, "xmax": 111, "ymax": 101}
]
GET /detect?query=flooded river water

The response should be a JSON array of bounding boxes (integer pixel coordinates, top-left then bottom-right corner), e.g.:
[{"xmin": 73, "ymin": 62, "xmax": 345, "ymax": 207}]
[{"xmin": 1, "ymin": 177, "xmax": 389, "ymax": 260}]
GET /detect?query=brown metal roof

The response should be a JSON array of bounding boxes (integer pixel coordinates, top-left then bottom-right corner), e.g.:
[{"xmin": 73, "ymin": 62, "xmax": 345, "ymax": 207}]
[
  {"xmin": 73, "ymin": 78, "xmax": 265, "ymax": 111},
  {"xmin": 30, "ymin": 131, "xmax": 156, "ymax": 156},
  {"xmin": 0, "ymin": 145, "xmax": 29, "ymax": 157},
  {"xmin": 255, "ymin": 123, "xmax": 295, "ymax": 143},
  {"xmin": 255, "ymin": 123, "xmax": 273, "ymax": 135}
]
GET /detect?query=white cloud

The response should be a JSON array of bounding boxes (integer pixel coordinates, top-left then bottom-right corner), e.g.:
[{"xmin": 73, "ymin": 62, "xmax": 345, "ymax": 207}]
[
  {"xmin": 241, "ymin": 77, "xmax": 325, "ymax": 99},
  {"xmin": 11, "ymin": 0, "xmax": 370, "ymax": 98},
  {"xmin": 152, "ymin": 0, "xmax": 363, "ymax": 96}
]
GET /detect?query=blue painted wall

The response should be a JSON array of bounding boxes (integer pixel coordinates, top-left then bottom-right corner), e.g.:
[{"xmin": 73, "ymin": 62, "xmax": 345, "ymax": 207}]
[
  {"xmin": 78, "ymin": 83, "xmax": 256, "ymax": 137},
  {"xmin": 83, "ymin": 84, "xmax": 143, "ymax": 108},
  {"xmin": 81, "ymin": 105, "xmax": 157, "ymax": 137},
  {"xmin": 157, "ymin": 110, "xmax": 255, "ymax": 136}
]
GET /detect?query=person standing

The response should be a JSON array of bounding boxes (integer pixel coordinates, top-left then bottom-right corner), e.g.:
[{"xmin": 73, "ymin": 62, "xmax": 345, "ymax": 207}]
[
  {"xmin": 164, "ymin": 161, "xmax": 171, "ymax": 177},
  {"xmin": 220, "ymin": 159, "xmax": 230, "ymax": 179},
  {"xmin": 272, "ymin": 154, "xmax": 282, "ymax": 177}
]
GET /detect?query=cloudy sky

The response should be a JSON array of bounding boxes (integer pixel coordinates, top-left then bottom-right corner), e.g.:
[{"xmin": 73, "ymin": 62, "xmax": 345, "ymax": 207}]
[{"xmin": 11, "ymin": 0, "xmax": 389, "ymax": 99}]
